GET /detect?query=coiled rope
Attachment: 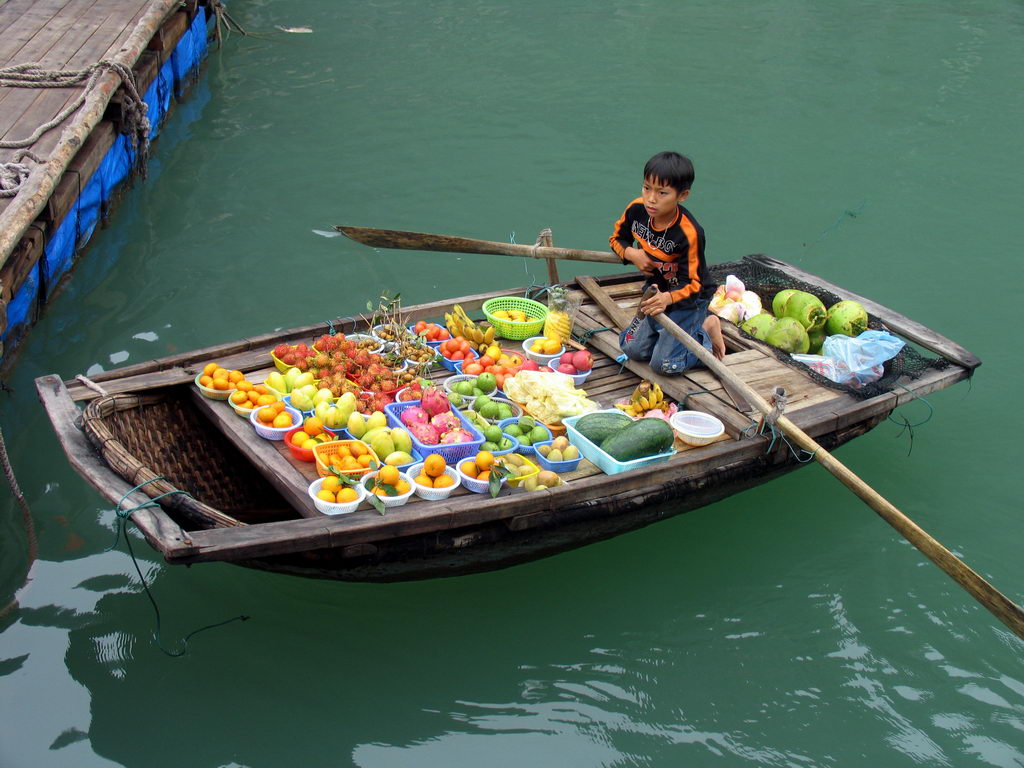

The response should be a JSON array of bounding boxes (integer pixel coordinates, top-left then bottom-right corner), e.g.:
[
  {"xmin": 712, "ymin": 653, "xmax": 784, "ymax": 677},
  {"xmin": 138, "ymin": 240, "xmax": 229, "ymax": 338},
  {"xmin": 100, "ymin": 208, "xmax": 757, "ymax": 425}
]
[
  {"xmin": 0, "ymin": 60, "xmax": 151, "ymax": 197},
  {"xmin": 113, "ymin": 478, "xmax": 250, "ymax": 657}
]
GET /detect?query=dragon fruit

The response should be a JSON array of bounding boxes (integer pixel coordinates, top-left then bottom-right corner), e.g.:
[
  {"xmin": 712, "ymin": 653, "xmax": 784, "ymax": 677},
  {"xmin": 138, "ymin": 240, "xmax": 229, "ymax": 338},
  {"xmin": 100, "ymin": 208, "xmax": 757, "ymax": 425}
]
[
  {"xmin": 439, "ymin": 428, "xmax": 474, "ymax": 444},
  {"xmin": 430, "ymin": 411, "xmax": 461, "ymax": 433},
  {"xmin": 408, "ymin": 422, "xmax": 440, "ymax": 445},
  {"xmin": 421, "ymin": 385, "xmax": 449, "ymax": 417},
  {"xmin": 400, "ymin": 405, "xmax": 429, "ymax": 427}
]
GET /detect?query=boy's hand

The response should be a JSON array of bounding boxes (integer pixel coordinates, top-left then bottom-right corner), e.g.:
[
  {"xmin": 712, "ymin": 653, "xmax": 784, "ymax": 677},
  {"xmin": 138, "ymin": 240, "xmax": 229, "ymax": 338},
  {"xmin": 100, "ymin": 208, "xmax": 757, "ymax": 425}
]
[
  {"xmin": 623, "ymin": 247, "xmax": 658, "ymax": 276},
  {"xmin": 640, "ymin": 289, "xmax": 672, "ymax": 316}
]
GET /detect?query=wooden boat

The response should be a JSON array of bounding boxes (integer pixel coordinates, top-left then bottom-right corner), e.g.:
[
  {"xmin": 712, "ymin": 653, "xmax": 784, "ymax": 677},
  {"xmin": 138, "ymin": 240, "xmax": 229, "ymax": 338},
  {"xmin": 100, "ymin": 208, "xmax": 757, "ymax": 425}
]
[{"xmin": 36, "ymin": 253, "xmax": 980, "ymax": 583}]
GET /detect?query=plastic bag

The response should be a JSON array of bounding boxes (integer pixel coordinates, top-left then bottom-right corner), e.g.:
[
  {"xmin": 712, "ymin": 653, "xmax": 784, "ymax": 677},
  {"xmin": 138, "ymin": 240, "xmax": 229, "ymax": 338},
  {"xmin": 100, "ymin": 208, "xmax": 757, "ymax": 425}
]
[
  {"xmin": 823, "ymin": 331, "xmax": 904, "ymax": 374},
  {"xmin": 795, "ymin": 330, "xmax": 904, "ymax": 387},
  {"xmin": 791, "ymin": 354, "xmax": 882, "ymax": 387}
]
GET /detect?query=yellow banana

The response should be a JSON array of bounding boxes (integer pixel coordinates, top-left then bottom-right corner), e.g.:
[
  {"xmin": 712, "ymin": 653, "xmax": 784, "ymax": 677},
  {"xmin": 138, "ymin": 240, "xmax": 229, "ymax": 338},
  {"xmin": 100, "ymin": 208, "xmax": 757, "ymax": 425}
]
[{"xmin": 483, "ymin": 326, "xmax": 495, "ymax": 345}]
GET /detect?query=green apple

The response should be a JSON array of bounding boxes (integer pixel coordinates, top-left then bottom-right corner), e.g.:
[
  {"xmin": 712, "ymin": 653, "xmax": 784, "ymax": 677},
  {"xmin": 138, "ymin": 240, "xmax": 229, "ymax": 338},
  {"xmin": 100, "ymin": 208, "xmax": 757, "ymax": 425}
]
[
  {"xmin": 476, "ymin": 372, "xmax": 496, "ymax": 392},
  {"xmin": 473, "ymin": 395, "xmax": 492, "ymax": 412},
  {"xmin": 483, "ymin": 425, "xmax": 503, "ymax": 443}
]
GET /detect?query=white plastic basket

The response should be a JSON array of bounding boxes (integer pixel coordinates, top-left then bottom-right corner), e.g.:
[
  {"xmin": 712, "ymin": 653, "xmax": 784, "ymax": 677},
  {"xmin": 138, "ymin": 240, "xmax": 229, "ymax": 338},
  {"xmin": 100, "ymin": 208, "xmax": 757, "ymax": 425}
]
[
  {"xmin": 249, "ymin": 405, "xmax": 302, "ymax": 440},
  {"xmin": 405, "ymin": 462, "xmax": 462, "ymax": 500},
  {"xmin": 546, "ymin": 359, "xmax": 593, "ymax": 387},
  {"xmin": 307, "ymin": 477, "xmax": 366, "ymax": 515},
  {"xmin": 361, "ymin": 471, "xmax": 416, "ymax": 508}
]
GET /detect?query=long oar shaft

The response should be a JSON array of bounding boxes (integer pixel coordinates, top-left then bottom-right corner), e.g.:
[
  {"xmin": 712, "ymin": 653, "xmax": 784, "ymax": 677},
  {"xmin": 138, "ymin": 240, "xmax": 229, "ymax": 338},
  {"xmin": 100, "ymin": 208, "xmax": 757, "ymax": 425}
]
[
  {"xmin": 334, "ymin": 225, "xmax": 621, "ymax": 264},
  {"xmin": 652, "ymin": 310, "xmax": 1024, "ymax": 640}
]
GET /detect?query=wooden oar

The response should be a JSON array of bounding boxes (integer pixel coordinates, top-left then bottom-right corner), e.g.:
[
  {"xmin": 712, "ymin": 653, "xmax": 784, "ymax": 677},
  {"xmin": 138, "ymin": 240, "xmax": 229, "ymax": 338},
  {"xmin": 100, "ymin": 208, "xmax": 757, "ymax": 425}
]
[
  {"xmin": 649, "ymin": 310, "xmax": 1024, "ymax": 641},
  {"xmin": 334, "ymin": 225, "xmax": 621, "ymax": 265}
]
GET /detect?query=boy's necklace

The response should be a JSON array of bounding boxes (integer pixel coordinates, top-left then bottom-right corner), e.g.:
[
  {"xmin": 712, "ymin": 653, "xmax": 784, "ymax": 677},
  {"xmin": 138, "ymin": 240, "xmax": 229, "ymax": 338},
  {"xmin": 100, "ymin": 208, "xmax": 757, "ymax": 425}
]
[{"xmin": 649, "ymin": 208, "xmax": 677, "ymax": 231}]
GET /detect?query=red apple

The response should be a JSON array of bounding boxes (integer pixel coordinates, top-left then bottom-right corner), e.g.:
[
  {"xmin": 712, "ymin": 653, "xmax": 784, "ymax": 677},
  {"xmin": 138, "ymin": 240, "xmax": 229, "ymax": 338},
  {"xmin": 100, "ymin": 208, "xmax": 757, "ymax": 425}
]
[
  {"xmin": 521, "ymin": 359, "xmax": 540, "ymax": 371},
  {"xmin": 557, "ymin": 363, "xmax": 577, "ymax": 375},
  {"xmin": 572, "ymin": 350, "xmax": 592, "ymax": 372},
  {"xmin": 559, "ymin": 351, "xmax": 575, "ymax": 365}
]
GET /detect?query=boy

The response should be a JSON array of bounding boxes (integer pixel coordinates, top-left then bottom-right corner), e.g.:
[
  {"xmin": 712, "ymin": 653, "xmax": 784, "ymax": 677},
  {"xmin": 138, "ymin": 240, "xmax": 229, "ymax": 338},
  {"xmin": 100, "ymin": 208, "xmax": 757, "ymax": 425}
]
[{"xmin": 609, "ymin": 151, "xmax": 725, "ymax": 375}]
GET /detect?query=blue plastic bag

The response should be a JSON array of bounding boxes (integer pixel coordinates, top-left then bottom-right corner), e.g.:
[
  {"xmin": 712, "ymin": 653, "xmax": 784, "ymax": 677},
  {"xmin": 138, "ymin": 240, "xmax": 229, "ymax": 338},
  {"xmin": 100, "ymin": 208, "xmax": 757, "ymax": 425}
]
[{"xmin": 822, "ymin": 330, "xmax": 904, "ymax": 384}]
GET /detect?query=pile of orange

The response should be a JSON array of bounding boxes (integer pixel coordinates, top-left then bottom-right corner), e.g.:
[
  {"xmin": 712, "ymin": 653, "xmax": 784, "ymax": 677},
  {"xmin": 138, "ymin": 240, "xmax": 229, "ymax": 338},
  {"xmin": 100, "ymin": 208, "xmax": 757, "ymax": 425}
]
[
  {"xmin": 315, "ymin": 475, "xmax": 360, "ymax": 505},
  {"xmin": 256, "ymin": 400, "xmax": 295, "ymax": 429},
  {"xmin": 413, "ymin": 453, "xmax": 456, "ymax": 488},
  {"xmin": 198, "ymin": 362, "xmax": 244, "ymax": 391},
  {"xmin": 229, "ymin": 379, "xmax": 277, "ymax": 412},
  {"xmin": 459, "ymin": 450, "xmax": 497, "ymax": 482},
  {"xmin": 290, "ymin": 417, "xmax": 336, "ymax": 450},
  {"xmin": 321, "ymin": 441, "xmax": 375, "ymax": 475},
  {"xmin": 370, "ymin": 464, "xmax": 411, "ymax": 496}
]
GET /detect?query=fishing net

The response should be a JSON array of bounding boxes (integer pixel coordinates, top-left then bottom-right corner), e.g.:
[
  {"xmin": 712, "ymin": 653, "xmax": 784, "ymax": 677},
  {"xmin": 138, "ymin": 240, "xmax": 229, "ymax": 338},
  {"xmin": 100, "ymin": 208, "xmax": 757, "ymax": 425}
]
[{"xmin": 709, "ymin": 258, "xmax": 951, "ymax": 400}]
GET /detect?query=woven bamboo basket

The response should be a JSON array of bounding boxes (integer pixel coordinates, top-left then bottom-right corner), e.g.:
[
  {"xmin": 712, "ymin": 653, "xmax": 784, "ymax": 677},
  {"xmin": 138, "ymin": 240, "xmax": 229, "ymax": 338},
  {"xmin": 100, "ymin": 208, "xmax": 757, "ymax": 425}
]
[{"xmin": 80, "ymin": 390, "xmax": 282, "ymax": 529}]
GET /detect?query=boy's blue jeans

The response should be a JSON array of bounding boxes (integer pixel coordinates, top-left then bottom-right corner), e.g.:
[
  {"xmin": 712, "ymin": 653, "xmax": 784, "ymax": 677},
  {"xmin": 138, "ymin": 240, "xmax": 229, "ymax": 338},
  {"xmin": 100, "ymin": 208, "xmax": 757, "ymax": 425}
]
[{"xmin": 618, "ymin": 298, "xmax": 713, "ymax": 375}]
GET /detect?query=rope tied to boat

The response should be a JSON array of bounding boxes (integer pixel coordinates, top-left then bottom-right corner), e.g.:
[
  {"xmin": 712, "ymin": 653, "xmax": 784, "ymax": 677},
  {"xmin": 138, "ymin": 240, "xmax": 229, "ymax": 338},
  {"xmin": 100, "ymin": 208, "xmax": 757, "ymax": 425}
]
[
  {"xmin": 887, "ymin": 382, "xmax": 936, "ymax": 456},
  {"xmin": 747, "ymin": 387, "xmax": 817, "ymax": 463},
  {"xmin": 113, "ymin": 478, "xmax": 250, "ymax": 657},
  {"xmin": 0, "ymin": 60, "xmax": 151, "ymax": 197}
]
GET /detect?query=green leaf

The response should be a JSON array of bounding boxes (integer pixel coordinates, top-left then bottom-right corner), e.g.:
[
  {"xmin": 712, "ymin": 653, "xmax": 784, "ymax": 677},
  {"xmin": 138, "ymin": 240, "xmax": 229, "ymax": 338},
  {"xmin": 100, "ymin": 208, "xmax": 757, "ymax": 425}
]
[
  {"xmin": 488, "ymin": 472, "xmax": 503, "ymax": 498},
  {"xmin": 366, "ymin": 492, "xmax": 386, "ymax": 516}
]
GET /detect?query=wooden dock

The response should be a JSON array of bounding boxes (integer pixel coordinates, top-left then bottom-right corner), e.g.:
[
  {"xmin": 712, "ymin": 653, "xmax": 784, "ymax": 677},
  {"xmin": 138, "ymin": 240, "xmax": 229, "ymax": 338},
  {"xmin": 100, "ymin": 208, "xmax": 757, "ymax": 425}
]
[{"xmin": 0, "ymin": 0, "xmax": 209, "ymax": 367}]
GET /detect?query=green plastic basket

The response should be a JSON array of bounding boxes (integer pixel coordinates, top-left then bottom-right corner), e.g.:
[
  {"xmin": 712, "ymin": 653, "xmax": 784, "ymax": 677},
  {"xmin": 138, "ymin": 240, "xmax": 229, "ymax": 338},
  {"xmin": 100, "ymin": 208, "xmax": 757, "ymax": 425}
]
[{"xmin": 482, "ymin": 297, "xmax": 548, "ymax": 340}]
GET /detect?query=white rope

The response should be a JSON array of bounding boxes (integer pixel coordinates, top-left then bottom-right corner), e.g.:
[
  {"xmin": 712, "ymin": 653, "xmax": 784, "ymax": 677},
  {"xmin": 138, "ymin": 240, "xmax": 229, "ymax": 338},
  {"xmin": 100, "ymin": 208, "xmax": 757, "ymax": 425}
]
[{"xmin": 0, "ymin": 60, "xmax": 151, "ymax": 197}]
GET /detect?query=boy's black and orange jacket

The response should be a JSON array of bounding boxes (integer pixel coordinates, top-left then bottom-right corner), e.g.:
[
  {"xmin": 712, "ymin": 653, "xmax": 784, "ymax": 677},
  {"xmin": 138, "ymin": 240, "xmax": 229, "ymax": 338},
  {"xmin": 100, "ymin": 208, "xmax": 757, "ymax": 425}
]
[{"xmin": 609, "ymin": 198, "xmax": 709, "ymax": 308}]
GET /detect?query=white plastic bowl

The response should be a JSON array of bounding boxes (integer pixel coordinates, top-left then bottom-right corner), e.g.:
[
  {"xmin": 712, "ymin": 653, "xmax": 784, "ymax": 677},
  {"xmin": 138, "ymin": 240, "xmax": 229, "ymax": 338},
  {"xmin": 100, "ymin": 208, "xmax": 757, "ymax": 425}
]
[
  {"xmin": 546, "ymin": 359, "xmax": 592, "ymax": 386},
  {"xmin": 522, "ymin": 336, "xmax": 564, "ymax": 365},
  {"xmin": 670, "ymin": 410, "xmax": 725, "ymax": 447}
]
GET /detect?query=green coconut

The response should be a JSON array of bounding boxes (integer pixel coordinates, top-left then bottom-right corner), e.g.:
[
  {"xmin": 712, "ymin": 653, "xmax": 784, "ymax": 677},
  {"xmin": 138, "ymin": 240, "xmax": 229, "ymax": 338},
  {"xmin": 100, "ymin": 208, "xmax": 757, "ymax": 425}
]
[
  {"xmin": 825, "ymin": 300, "xmax": 869, "ymax": 337},
  {"xmin": 782, "ymin": 291, "xmax": 827, "ymax": 331},
  {"xmin": 740, "ymin": 312, "xmax": 776, "ymax": 341},
  {"xmin": 807, "ymin": 328, "xmax": 826, "ymax": 355},
  {"xmin": 764, "ymin": 316, "xmax": 810, "ymax": 353},
  {"xmin": 771, "ymin": 289, "xmax": 797, "ymax": 318}
]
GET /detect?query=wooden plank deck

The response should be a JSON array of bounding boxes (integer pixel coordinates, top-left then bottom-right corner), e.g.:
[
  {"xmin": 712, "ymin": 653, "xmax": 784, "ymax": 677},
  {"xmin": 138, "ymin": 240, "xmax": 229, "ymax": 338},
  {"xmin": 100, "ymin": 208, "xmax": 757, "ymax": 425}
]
[{"xmin": 0, "ymin": 0, "xmax": 152, "ymax": 218}]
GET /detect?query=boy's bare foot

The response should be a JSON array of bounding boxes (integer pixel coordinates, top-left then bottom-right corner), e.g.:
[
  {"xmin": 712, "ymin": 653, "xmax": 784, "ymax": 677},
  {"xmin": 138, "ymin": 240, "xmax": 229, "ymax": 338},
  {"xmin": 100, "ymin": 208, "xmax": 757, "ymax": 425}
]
[{"xmin": 703, "ymin": 313, "xmax": 726, "ymax": 360}]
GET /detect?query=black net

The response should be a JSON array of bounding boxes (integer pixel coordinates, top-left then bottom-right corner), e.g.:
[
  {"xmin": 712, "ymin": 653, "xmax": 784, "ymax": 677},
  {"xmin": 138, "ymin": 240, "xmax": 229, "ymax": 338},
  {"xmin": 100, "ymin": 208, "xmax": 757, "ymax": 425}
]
[{"xmin": 709, "ymin": 258, "xmax": 951, "ymax": 400}]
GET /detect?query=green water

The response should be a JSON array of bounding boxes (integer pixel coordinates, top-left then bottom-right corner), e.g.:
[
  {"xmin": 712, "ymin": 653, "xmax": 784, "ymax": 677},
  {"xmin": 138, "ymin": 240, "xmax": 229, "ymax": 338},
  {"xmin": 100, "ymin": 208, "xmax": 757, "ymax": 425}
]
[{"xmin": 2, "ymin": 1, "xmax": 1023, "ymax": 765}]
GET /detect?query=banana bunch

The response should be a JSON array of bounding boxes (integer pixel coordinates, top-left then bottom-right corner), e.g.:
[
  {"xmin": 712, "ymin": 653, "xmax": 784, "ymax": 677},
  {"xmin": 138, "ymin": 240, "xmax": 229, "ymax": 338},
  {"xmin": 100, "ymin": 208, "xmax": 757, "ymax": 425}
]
[
  {"xmin": 614, "ymin": 380, "xmax": 668, "ymax": 417},
  {"xmin": 444, "ymin": 304, "xmax": 496, "ymax": 351}
]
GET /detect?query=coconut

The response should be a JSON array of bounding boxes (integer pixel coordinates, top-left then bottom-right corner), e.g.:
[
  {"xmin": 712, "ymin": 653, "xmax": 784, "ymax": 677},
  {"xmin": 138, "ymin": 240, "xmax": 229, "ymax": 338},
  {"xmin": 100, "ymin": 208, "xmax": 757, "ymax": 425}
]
[
  {"xmin": 740, "ymin": 313, "xmax": 776, "ymax": 341},
  {"xmin": 771, "ymin": 289, "xmax": 797, "ymax": 317},
  {"xmin": 782, "ymin": 291, "xmax": 827, "ymax": 331},
  {"xmin": 825, "ymin": 300, "xmax": 869, "ymax": 337},
  {"xmin": 764, "ymin": 317, "xmax": 810, "ymax": 353},
  {"xmin": 807, "ymin": 328, "xmax": 826, "ymax": 355}
]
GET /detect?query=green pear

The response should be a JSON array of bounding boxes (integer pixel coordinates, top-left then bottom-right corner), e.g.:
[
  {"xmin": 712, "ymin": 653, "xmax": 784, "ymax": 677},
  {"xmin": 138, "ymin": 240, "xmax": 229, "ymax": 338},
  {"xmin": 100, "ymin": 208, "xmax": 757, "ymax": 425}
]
[
  {"xmin": 313, "ymin": 388, "xmax": 334, "ymax": 405},
  {"xmin": 366, "ymin": 411, "xmax": 387, "ymax": 430},
  {"xmin": 391, "ymin": 427, "xmax": 412, "ymax": 454},
  {"xmin": 292, "ymin": 371, "xmax": 316, "ymax": 390},
  {"xmin": 266, "ymin": 371, "xmax": 287, "ymax": 393},
  {"xmin": 347, "ymin": 411, "xmax": 366, "ymax": 438}
]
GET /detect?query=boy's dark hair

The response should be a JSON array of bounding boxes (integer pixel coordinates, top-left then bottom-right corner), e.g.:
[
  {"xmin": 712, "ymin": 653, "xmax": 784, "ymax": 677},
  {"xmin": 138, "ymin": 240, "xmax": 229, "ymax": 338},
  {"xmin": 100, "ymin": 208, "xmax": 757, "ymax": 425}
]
[{"xmin": 643, "ymin": 151, "xmax": 695, "ymax": 192}]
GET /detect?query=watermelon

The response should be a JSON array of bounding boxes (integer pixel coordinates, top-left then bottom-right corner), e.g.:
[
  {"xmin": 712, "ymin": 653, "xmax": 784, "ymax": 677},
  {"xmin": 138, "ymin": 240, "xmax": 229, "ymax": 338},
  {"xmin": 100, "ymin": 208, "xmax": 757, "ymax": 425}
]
[
  {"xmin": 574, "ymin": 412, "xmax": 632, "ymax": 445},
  {"xmin": 600, "ymin": 418, "xmax": 675, "ymax": 462}
]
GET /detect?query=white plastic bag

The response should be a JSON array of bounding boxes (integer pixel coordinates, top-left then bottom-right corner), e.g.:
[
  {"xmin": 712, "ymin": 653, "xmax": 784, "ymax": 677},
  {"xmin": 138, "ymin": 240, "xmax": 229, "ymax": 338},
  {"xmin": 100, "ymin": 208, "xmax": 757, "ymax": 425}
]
[{"xmin": 823, "ymin": 331, "xmax": 904, "ymax": 377}]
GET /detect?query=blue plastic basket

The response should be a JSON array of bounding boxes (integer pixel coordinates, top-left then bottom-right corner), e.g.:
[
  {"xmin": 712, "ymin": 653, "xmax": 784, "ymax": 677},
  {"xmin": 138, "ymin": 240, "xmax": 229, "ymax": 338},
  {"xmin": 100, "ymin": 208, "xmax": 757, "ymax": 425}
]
[
  {"xmin": 440, "ymin": 347, "xmax": 478, "ymax": 372},
  {"xmin": 497, "ymin": 417, "xmax": 552, "ymax": 456},
  {"xmin": 562, "ymin": 411, "xmax": 675, "ymax": 475},
  {"xmin": 532, "ymin": 440, "xmax": 583, "ymax": 473},
  {"xmin": 384, "ymin": 401, "xmax": 484, "ymax": 463}
]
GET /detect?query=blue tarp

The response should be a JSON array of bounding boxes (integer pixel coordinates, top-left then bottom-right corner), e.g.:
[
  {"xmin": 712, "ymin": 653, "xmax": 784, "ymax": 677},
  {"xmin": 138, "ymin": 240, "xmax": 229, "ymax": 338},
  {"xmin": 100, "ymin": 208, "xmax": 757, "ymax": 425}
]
[{"xmin": 4, "ymin": 9, "xmax": 210, "ymax": 344}]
